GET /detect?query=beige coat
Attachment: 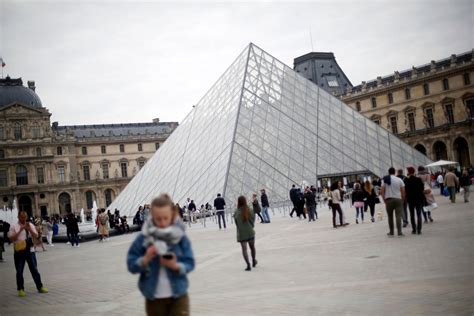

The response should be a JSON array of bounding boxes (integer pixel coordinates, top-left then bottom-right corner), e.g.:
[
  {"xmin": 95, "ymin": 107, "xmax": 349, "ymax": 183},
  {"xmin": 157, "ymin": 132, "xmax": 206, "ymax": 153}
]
[{"xmin": 444, "ymin": 172, "xmax": 459, "ymax": 188}]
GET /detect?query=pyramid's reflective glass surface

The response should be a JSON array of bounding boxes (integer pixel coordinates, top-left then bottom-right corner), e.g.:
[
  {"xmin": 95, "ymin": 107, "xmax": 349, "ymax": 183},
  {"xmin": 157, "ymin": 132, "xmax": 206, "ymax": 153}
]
[{"xmin": 110, "ymin": 44, "xmax": 431, "ymax": 214}]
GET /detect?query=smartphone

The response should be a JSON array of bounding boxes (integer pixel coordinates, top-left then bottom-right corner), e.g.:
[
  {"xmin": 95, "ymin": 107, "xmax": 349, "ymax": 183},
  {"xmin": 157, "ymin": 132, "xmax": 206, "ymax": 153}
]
[{"xmin": 162, "ymin": 254, "xmax": 173, "ymax": 260}]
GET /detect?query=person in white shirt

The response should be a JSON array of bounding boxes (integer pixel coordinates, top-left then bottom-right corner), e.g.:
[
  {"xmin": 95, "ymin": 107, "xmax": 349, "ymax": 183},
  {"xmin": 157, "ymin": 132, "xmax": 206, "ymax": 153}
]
[
  {"xmin": 8, "ymin": 211, "xmax": 48, "ymax": 297},
  {"xmin": 437, "ymin": 173, "xmax": 444, "ymax": 195},
  {"xmin": 380, "ymin": 167, "xmax": 406, "ymax": 237}
]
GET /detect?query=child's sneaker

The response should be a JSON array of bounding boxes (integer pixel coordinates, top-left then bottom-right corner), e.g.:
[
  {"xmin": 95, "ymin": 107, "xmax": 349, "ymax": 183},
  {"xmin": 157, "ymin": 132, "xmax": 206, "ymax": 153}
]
[{"xmin": 18, "ymin": 289, "xmax": 26, "ymax": 297}]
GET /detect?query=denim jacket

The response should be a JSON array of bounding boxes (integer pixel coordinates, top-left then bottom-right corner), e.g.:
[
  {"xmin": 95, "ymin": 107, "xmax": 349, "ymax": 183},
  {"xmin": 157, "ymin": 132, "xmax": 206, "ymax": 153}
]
[{"xmin": 127, "ymin": 233, "xmax": 195, "ymax": 300}]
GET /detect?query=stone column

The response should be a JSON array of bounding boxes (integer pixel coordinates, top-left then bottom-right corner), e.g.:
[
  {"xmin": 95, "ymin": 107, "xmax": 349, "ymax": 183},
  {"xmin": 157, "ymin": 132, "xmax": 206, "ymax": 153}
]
[{"xmin": 34, "ymin": 192, "xmax": 40, "ymax": 217}]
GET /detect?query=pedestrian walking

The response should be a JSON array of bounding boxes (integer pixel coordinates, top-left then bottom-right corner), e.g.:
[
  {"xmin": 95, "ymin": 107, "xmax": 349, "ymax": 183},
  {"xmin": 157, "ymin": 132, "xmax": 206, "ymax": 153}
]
[
  {"xmin": 397, "ymin": 169, "xmax": 409, "ymax": 227},
  {"xmin": 213, "ymin": 193, "xmax": 227, "ymax": 230},
  {"xmin": 98, "ymin": 209, "xmax": 109, "ymax": 242},
  {"xmin": 0, "ymin": 219, "xmax": 7, "ymax": 262},
  {"xmin": 33, "ymin": 217, "xmax": 46, "ymax": 252},
  {"xmin": 363, "ymin": 180, "xmax": 377, "ymax": 223},
  {"xmin": 304, "ymin": 186, "xmax": 317, "ymax": 222},
  {"xmin": 444, "ymin": 167, "xmax": 459, "ymax": 203},
  {"xmin": 127, "ymin": 194, "xmax": 195, "ymax": 316},
  {"xmin": 437, "ymin": 173, "xmax": 444, "ymax": 195},
  {"xmin": 8, "ymin": 211, "xmax": 49, "ymax": 297},
  {"xmin": 42, "ymin": 217, "xmax": 54, "ymax": 247},
  {"xmin": 351, "ymin": 183, "xmax": 365, "ymax": 224},
  {"xmin": 252, "ymin": 193, "xmax": 264, "ymax": 223},
  {"xmin": 404, "ymin": 166, "xmax": 425, "ymax": 235},
  {"xmin": 260, "ymin": 189, "xmax": 271, "ymax": 223},
  {"xmin": 418, "ymin": 166, "xmax": 434, "ymax": 222},
  {"xmin": 67, "ymin": 213, "xmax": 80, "ymax": 247},
  {"xmin": 233, "ymin": 196, "xmax": 257, "ymax": 271},
  {"xmin": 460, "ymin": 169, "xmax": 471, "ymax": 203},
  {"xmin": 328, "ymin": 182, "xmax": 344, "ymax": 228},
  {"xmin": 289, "ymin": 185, "xmax": 298, "ymax": 218},
  {"xmin": 380, "ymin": 167, "xmax": 406, "ymax": 237}
]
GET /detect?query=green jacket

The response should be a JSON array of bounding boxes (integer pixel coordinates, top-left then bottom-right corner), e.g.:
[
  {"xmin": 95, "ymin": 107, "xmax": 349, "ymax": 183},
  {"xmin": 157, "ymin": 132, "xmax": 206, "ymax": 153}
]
[{"xmin": 233, "ymin": 207, "xmax": 255, "ymax": 242}]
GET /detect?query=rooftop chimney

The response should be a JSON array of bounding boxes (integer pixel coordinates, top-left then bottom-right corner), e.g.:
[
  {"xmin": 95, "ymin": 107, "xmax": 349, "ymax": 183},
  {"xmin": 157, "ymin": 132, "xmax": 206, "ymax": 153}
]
[
  {"xmin": 152, "ymin": 118, "xmax": 160, "ymax": 124},
  {"xmin": 27, "ymin": 80, "xmax": 36, "ymax": 91}
]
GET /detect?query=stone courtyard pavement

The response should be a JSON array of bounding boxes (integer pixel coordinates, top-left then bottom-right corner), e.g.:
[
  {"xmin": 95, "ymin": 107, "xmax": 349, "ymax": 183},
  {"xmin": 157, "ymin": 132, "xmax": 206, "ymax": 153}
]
[{"xmin": 0, "ymin": 194, "xmax": 473, "ymax": 316}]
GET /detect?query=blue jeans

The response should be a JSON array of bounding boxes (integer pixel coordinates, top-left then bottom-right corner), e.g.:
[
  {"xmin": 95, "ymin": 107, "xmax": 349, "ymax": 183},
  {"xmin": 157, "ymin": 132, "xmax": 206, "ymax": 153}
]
[
  {"xmin": 262, "ymin": 207, "xmax": 270, "ymax": 223},
  {"xmin": 14, "ymin": 250, "xmax": 43, "ymax": 291},
  {"xmin": 308, "ymin": 205, "xmax": 316, "ymax": 221},
  {"xmin": 216, "ymin": 211, "xmax": 226, "ymax": 229},
  {"xmin": 356, "ymin": 207, "xmax": 364, "ymax": 221},
  {"xmin": 70, "ymin": 232, "xmax": 79, "ymax": 246}
]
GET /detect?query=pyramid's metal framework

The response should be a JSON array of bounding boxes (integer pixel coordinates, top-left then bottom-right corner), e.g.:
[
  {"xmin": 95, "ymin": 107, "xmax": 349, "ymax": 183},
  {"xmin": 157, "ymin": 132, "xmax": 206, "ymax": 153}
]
[{"xmin": 109, "ymin": 44, "xmax": 431, "ymax": 214}]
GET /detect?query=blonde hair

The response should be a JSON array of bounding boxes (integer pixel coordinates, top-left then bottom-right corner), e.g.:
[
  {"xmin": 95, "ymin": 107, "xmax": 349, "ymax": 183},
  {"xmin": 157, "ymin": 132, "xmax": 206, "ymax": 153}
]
[
  {"xmin": 364, "ymin": 180, "xmax": 373, "ymax": 193},
  {"xmin": 151, "ymin": 194, "xmax": 178, "ymax": 219}
]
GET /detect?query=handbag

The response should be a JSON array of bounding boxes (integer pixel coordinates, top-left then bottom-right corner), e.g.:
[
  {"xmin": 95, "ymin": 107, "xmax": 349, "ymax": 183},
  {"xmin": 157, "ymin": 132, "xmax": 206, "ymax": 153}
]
[
  {"xmin": 14, "ymin": 224, "xmax": 33, "ymax": 252},
  {"xmin": 374, "ymin": 197, "xmax": 381, "ymax": 204}
]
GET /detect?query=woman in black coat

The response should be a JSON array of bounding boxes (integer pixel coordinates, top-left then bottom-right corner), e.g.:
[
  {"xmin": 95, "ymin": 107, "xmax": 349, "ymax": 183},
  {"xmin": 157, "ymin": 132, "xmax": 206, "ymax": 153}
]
[
  {"xmin": 67, "ymin": 213, "xmax": 80, "ymax": 247},
  {"xmin": 363, "ymin": 180, "xmax": 377, "ymax": 223}
]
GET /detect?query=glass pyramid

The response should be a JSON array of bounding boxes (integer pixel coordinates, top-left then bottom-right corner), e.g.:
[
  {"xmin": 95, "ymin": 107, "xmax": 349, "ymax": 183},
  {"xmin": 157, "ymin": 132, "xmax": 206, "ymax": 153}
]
[{"xmin": 110, "ymin": 43, "xmax": 431, "ymax": 214}]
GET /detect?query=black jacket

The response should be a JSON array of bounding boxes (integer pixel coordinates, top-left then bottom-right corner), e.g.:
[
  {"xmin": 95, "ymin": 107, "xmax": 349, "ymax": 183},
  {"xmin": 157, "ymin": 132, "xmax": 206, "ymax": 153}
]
[
  {"xmin": 252, "ymin": 200, "xmax": 261, "ymax": 213},
  {"xmin": 289, "ymin": 188, "xmax": 298, "ymax": 202},
  {"xmin": 304, "ymin": 191, "xmax": 316, "ymax": 207},
  {"xmin": 404, "ymin": 175, "xmax": 425, "ymax": 204},
  {"xmin": 261, "ymin": 193, "xmax": 269, "ymax": 207},
  {"xmin": 351, "ymin": 189, "xmax": 365, "ymax": 203},
  {"xmin": 363, "ymin": 188, "xmax": 377, "ymax": 204},
  {"xmin": 213, "ymin": 197, "xmax": 226, "ymax": 210},
  {"xmin": 460, "ymin": 176, "xmax": 471, "ymax": 187}
]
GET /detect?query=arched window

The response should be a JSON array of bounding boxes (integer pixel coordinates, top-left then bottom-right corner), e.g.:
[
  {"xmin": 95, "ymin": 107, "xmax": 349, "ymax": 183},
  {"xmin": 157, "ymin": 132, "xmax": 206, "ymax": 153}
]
[
  {"xmin": 16, "ymin": 165, "xmax": 28, "ymax": 185},
  {"xmin": 433, "ymin": 141, "xmax": 448, "ymax": 161},
  {"xmin": 414, "ymin": 144, "xmax": 427, "ymax": 156},
  {"xmin": 14, "ymin": 123, "xmax": 22, "ymax": 140}
]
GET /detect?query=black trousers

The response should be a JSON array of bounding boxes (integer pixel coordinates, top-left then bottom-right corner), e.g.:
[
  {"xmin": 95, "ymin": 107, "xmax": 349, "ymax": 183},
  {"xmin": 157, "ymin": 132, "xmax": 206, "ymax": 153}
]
[
  {"xmin": 255, "ymin": 212, "xmax": 264, "ymax": 222},
  {"xmin": 408, "ymin": 202, "xmax": 423, "ymax": 233},
  {"xmin": 290, "ymin": 201, "xmax": 297, "ymax": 217},
  {"xmin": 364, "ymin": 202, "xmax": 375, "ymax": 217},
  {"xmin": 14, "ymin": 250, "xmax": 43, "ymax": 291},
  {"xmin": 331, "ymin": 204, "xmax": 343, "ymax": 227}
]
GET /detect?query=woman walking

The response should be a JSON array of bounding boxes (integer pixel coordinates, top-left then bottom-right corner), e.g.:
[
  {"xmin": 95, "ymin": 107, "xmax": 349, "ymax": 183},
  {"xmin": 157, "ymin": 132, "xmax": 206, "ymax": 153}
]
[
  {"xmin": 68, "ymin": 213, "xmax": 80, "ymax": 247},
  {"xmin": 329, "ymin": 183, "xmax": 344, "ymax": 228},
  {"xmin": 460, "ymin": 169, "xmax": 471, "ymax": 203},
  {"xmin": 351, "ymin": 183, "xmax": 365, "ymax": 224},
  {"xmin": 34, "ymin": 217, "xmax": 46, "ymax": 252},
  {"xmin": 233, "ymin": 196, "xmax": 257, "ymax": 271},
  {"xmin": 42, "ymin": 217, "xmax": 54, "ymax": 247},
  {"xmin": 98, "ymin": 209, "xmax": 109, "ymax": 242},
  {"xmin": 363, "ymin": 180, "xmax": 377, "ymax": 223},
  {"xmin": 418, "ymin": 166, "xmax": 434, "ymax": 223},
  {"xmin": 252, "ymin": 193, "xmax": 264, "ymax": 223}
]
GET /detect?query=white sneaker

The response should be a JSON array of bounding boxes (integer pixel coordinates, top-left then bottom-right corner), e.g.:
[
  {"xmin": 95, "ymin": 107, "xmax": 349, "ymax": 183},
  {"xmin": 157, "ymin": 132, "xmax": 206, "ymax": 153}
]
[
  {"xmin": 66, "ymin": 242, "xmax": 71, "ymax": 245},
  {"xmin": 76, "ymin": 245, "xmax": 80, "ymax": 248}
]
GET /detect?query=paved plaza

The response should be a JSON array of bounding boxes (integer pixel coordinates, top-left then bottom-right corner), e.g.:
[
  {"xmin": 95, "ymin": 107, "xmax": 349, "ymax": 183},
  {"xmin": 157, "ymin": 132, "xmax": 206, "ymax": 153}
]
[{"xmin": 0, "ymin": 195, "xmax": 473, "ymax": 316}]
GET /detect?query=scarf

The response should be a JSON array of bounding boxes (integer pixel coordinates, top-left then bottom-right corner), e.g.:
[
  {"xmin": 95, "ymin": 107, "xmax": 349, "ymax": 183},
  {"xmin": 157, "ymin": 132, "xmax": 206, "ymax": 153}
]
[{"xmin": 141, "ymin": 217, "xmax": 186, "ymax": 254}]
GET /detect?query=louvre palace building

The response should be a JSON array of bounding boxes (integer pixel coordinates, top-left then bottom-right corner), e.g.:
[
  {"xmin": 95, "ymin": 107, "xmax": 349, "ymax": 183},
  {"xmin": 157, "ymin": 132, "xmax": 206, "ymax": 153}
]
[
  {"xmin": 339, "ymin": 51, "xmax": 473, "ymax": 168},
  {"xmin": 0, "ymin": 76, "xmax": 177, "ymax": 218}
]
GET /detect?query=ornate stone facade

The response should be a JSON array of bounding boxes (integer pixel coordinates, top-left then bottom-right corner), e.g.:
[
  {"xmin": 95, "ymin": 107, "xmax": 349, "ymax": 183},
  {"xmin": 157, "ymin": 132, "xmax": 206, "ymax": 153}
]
[
  {"xmin": 340, "ymin": 51, "xmax": 474, "ymax": 168},
  {"xmin": 0, "ymin": 77, "xmax": 177, "ymax": 217}
]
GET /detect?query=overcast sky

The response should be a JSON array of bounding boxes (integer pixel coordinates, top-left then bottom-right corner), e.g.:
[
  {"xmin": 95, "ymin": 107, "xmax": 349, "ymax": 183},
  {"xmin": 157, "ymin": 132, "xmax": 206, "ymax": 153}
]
[{"xmin": 1, "ymin": 0, "xmax": 472, "ymax": 125}]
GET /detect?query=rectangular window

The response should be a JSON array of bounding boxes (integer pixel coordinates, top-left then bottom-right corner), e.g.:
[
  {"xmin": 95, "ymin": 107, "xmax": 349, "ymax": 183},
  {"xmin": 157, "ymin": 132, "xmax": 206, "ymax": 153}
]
[
  {"xmin": 407, "ymin": 112, "xmax": 416, "ymax": 132},
  {"xmin": 0, "ymin": 127, "xmax": 4, "ymax": 140},
  {"xmin": 32, "ymin": 127, "xmax": 40, "ymax": 139},
  {"xmin": 0, "ymin": 170, "xmax": 7, "ymax": 187},
  {"xmin": 102, "ymin": 163, "xmax": 109, "ymax": 179},
  {"xmin": 36, "ymin": 167, "xmax": 45, "ymax": 184},
  {"xmin": 58, "ymin": 166, "xmax": 65, "ymax": 182},
  {"xmin": 355, "ymin": 102, "xmax": 361, "ymax": 112},
  {"xmin": 101, "ymin": 145, "xmax": 106, "ymax": 154},
  {"xmin": 467, "ymin": 99, "xmax": 474, "ymax": 119},
  {"xmin": 405, "ymin": 88, "xmax": 411, "ymax": 100},
  {"xmin": 371, "ymin": 97, "xmax": 377, "ymax": 108},
  {"xmin": 56, "ymin": 147, "xmax": 63, "ymax": 155},
  {"xmin": 390, "ymin": 116, "xmax": 398, "ymax": 134},
  {"xmin": 14, "ymin": 124, "xmax": 22, "ymax": 140},
  {"xmin": 121, "ymin": 162, "xmax": 128, "ymax": 178},
  {"xmin": 388, "ymin": 93, "xmax": 393, "ymax": 104},
  {"xmin": 445, "ymin": 104, "xmax": 454, "ymax": 124},
  {"xmin": 81, "ymin": 146, "xmax": 87, "ymax": 155},
  {"xmin": 425, "ymin": 108, "xmax": 435, "ymax": 128},
  {"xmin": 83, "ymin": 165, "xmax": 90, "ymax": 181},
  {"xmin": 464, "ymin": 72, "xmax": 471, "ymax": 85},
  {"xmin": 138, "ymin": 160, "xmax": 145, "ymax": 169},
  {"xmin": 119, "ymin": 144, "xmax": 125, "ymax": 153},
  {"xmin": 155, "ymin": 143, "xmax": 160, "ymax": 150},
  {"xmin": 138, "ymin": 143, "xmax": 143, "ymax": 152},
  {"xmin": 442, "ymin": 78, "xmax": 449, "ymax": 91},
  {"xmin": 423, "ymin": 83, "xmax": 430, "ymax": 95}
]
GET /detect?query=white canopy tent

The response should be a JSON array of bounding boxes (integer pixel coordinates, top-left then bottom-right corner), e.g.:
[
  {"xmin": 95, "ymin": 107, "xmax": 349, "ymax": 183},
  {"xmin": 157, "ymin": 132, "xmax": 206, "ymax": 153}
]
[{"xmin": 425, "ymin": 160, "xmax": 459, "ymax": 168}]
